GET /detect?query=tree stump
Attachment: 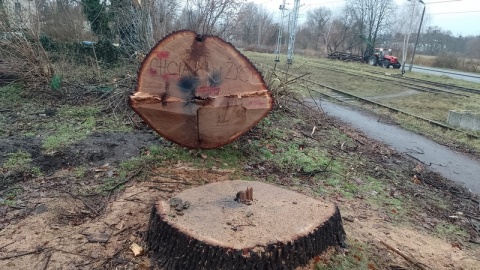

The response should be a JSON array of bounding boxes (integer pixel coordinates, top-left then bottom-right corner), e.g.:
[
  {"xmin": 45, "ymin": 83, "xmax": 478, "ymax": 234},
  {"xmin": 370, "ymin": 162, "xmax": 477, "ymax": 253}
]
[
  {"xmin": 130, "ymin": 31, "xmax": 273, "ymax": 149},
  {"xmin": 146, "ymin": 180, "xmax": 346, "ymax": 269}
]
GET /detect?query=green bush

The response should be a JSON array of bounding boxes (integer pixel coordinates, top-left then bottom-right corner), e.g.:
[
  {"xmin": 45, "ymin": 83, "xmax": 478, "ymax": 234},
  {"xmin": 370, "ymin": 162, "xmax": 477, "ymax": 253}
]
[
  {"xmin": 40, "ymin": 34, "xmax": 119, "ymax": 67},
  {"xmin": 94, "ymin": 39, "xmax": 119, "ymax": 66},
  {"xmin": 40, "ymin": 34, "xmax": 59, "ymax": 51}
]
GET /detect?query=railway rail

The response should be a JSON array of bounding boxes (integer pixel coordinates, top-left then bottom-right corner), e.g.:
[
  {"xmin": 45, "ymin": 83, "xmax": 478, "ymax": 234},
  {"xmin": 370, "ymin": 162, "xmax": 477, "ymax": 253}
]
[
  {"xmin": 314, "ymin": 62, "xmax": 478, "ymax": 96},
  {"xmin": 324, "ymin": 59, "xmax": 480, "ymax": 95}
]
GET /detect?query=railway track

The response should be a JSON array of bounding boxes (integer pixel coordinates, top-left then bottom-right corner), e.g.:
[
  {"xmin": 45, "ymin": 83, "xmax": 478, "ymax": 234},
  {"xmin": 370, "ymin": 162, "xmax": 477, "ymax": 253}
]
[
  {"xmin": 323, "ymin": 60, "xmax": 480, "ymax": 95},
  {"xmin": 394, "ymin": 76, "xmax": 480, "ymax": 95},
  {"xmin": 265, "ymin": 66, "xmax": 480, "ymax": 140},
  {"xmin": 312, "ymin": 62, "xmax": 476, "ymax": 97}
]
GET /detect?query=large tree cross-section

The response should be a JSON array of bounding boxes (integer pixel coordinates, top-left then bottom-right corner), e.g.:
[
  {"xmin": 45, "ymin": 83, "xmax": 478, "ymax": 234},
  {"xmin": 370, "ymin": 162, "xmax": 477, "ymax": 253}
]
[{"xmin": 130, "ymin": 30, "xmax": 273, "ymax": 149}]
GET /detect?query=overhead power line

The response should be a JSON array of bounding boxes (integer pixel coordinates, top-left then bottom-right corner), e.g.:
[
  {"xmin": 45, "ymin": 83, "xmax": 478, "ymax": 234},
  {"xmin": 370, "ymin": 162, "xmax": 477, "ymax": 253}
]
[{"xmin": 429, "ymin": 10, "xmax": 480, "ymax": 15}]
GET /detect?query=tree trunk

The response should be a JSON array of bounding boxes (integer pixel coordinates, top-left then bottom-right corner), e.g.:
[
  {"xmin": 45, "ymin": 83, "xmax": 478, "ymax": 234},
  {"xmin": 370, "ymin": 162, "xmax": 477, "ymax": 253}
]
[
  {"xmin": 146, "ymin": 180, "xmax": 347, "ymax": 269},
  {"xmin": 130, "ymin": 31, "xmax": 273, "ymax": 149}
]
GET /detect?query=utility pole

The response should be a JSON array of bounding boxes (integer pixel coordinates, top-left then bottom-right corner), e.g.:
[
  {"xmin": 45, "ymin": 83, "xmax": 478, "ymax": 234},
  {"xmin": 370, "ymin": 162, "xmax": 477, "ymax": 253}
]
[
  {"xmin": 286, "ymin": 0, "xmax": 300, "ymax": 65},
  {"xmin": 274, "ymin": 0, "xmax": 286, "ymax": 67},
  {"xmin": 401, "ymin": 0, "xmax": 418, "ymax": 75},
  {"xmin": 409, "ymin": 0, "xmax": 426, "ymax": 72},
  {"xmin": 258, "ymin": 5, "xmax": 262, "ymax": 46}
]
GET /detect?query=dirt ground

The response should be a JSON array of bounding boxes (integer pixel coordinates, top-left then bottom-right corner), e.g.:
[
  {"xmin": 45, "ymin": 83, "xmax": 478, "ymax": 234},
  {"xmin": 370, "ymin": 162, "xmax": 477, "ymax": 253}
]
[{"xmin": 1, "ymin": 112, "xmax": 480, "ymax": 269}]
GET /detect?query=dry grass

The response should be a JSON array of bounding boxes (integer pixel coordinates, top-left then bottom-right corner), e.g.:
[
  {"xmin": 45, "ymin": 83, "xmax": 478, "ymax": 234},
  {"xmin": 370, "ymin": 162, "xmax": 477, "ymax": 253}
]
[
  {"xmin": 384, "ymin": 92, "xmax": 480, "ymax": 122},
  {"xmin": 413, "ymin": 55, "xmax": 436, "ymax": 66}
]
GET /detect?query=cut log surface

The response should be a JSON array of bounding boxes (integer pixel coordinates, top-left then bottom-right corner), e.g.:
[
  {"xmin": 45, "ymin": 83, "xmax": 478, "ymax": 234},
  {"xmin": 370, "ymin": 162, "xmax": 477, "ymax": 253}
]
[
  {"xmin": 130, "ymin": 31, "xmax": 273, "ymax": 149},
  {"xmin": 146, "ymin": 180, "xmax": 346, "ymax": 269}
]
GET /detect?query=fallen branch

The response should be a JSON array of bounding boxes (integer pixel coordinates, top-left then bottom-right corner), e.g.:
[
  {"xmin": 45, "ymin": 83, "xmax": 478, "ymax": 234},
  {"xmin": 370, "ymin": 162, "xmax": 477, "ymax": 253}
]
[
  {"xmin": 376, "ymin": 239, "xmax": 430, "ymax": 270},
  {"xmin": 0, "ymin": 241, "xmax": 15, "ymax": 250},
  {"xmin": 299, "ymin": 157, "xmax": 334, "ymax": 176},
  {"xmin": 469, "ymin": 238, "xmax": 480, "ymax": 245},
  {"xmin": 103, "ymin": 167, "xmax": 145, "ymax": 195},
  {"xmin": 113, "ymin": 224, "xmax": 141, "ymax": 236},
  {"xmin": 147, "ymin": 180, "xmax": 193, "ymax": 185},
  {"xmin": 40, "ymin": 252, "xmax": 52, "ymax": 270},
  {"xmin": 0, "ymin": 246, "xmax": 46, "ymax": 260},
  {"xmin": 467, "ymin": 218, "xmax": 480, "ymax": 235},
  {"xmin": 51, "ymin": 247, "xmax": 97, "ymax": 259},
  {"xmin": 147, "ymin": 186, "xmax": 175, "ymax": 193},
  {"xmin": 64, "ymin": 191, "xmax": 100, "ymax": 215},
  {"xmin": 465, "ymin": 214, "xmax": 480, "ymax": 221}
]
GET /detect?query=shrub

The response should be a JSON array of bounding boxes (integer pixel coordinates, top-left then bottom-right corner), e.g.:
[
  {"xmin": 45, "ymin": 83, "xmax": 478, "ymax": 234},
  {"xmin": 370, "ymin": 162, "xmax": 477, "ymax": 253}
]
[
  {"xmin": 434, "ymin": 52, "xmax": 459, "ymax": 69},
  {"xmin": 40, "ymin": 34, "xmax": 120, "ymax": 67}
]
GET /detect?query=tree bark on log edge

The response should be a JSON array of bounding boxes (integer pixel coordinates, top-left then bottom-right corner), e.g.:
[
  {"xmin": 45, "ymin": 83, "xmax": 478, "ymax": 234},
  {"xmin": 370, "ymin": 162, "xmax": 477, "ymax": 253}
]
[{"xmin": 146, "ymin": 203, "xmax": 347, "ymax": 270}]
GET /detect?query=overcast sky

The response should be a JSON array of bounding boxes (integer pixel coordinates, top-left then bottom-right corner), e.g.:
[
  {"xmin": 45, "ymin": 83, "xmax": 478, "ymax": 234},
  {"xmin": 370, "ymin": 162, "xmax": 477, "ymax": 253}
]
[{"xmin": 250, "ymin": 0, "xmax": 480, "ymax": 36}]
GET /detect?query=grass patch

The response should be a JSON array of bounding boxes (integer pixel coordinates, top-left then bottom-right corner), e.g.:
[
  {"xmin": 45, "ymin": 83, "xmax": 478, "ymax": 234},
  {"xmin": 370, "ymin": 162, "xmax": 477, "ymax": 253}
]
[
  {"xmin": 57, "ymin": 105, "xmax": 100, "ymax": 118},
  {"xmin": 42, "ymin": 104, "xmax": 131, "ymax": 151},
  {"xmin": 43, "ymin": 105, "xmax": 100, "ymax": 150},
  {"xmin": 1, "ymin": 150, "xmax": 42, "ymax": 178},
  {"xmin": 0, "ymin": 187, "xmax": 23, "ymax": 207},
  {"xmin": 118, "ymin": 143, "xmax": 245, "ymax": 179},
  {"xmin": 273, "ymin": 142, "xmax": 333, "ymax": 172},
  {"xmin": 73, "ymin": 166, "xmax": 88, "ymax": 178},
  {"xmin": 96, "ymin": 177, "xmax": 128, "ymax": 195},
  {"xmin": 43, "ymin": 115, "xmax": 96, "ymax": 151},
  {"xmin": 315, "ymin": 240, "xmax": 380, "ymax": 270},
  {"xmin": 368, "ymin": 107, "xmax": 480, "ymax": 152},
  {"xmin": 435, "ymin": 222, "xmax": 469, "ymax": 240},
  {"xmin": 247, "ymin": 114, "xmax": 341, "ymax": 173},
  {"xmin": 0, "ymin": 84, "xmax": 23, "ymax": 105}
]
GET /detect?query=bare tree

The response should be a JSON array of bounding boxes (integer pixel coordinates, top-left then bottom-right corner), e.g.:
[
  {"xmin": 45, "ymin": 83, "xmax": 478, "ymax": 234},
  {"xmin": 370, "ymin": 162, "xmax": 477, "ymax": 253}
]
[
  {"xmin": 180, "ymin": 0, "xmax": 244, "ymax": 36},
  {"xmin": 305, "ymin": 7, "xmax": 331, "ymax": 50},
  {"xmin": 323, "ymin": 8, "xmax": 358, "ymax": 53},
  {"xmin": 235, "ymin": 2, "xmax": 257, "ymax": 44},
  {"xmin": 110, "ymin": 0, "xmax": 155, "ymax": 53},
  {"xmin": 0, "ymin": 0, "xmax": 54, "ymax": 82},
  {"xmin": 152, "ymin": 0, "xmax": 179, "ymax": 40},
  {"xmin": 346, "ymin": 0, "xmax": 396, "ymax": 56},
  {"xmin": 39, "ymin": 0, "xmax": 89, "ymax": 42},
  {"xmin": 393, "ymin": 0, "xmax": 423, "ymax": 67},
  {"xmin": 234, "ymin": 3, "xmax": 276, "ymax": 46},
  {"xmin": 466, "ymin": 36, "xmax": 480, "ymax": 59}
]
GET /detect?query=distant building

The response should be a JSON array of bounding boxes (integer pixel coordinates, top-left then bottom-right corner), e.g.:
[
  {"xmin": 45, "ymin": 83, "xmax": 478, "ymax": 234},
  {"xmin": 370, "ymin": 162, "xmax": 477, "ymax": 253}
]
[{"xmin": 0, "ymin": 0, "xmax": 38, "ymax": 30}]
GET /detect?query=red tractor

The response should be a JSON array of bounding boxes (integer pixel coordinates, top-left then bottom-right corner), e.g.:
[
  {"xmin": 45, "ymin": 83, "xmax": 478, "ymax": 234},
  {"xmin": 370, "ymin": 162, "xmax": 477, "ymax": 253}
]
[{"xmin": 367, "ymin": 48, "xmax": 401, "ymax": 69}]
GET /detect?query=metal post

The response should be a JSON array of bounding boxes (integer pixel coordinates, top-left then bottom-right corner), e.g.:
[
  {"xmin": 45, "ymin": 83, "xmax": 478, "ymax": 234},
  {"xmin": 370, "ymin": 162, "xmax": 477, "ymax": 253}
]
[
  {"xmin": 286, "ymin": 0, "xmax": 300, "ymax": 65},
  {"xmin": 274, "ymin": 0, "xmax": 286, "ymax": 64},
  {"xmin": 408, "ymin": 1, "xmax": 425, "ymax": 72}
]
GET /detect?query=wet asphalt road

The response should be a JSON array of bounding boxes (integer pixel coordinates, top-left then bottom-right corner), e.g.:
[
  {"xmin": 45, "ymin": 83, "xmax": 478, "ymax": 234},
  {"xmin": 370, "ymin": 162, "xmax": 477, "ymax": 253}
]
[
  {"xmin": 410, "ymin": 66, "xmax": 480, "ymax": 83},
  {"xmin": 318, "ymin": 101, "xmax": 480, "ymax": 194}
]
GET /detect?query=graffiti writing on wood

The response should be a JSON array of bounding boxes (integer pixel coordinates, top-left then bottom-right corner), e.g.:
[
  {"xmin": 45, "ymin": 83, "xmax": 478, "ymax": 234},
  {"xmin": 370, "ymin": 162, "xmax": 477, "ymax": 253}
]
[
  {"xmin": 217, "ymin": 105, "xmax": 246, "ymax": 124},
  {"xmin": 148, "ymin": 56, "xmax": 254, "ymax": 83}
]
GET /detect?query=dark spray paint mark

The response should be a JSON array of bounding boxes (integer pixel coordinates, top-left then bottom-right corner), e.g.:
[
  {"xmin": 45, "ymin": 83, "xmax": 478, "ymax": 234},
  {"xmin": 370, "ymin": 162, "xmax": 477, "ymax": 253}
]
[
  {"xmin": 177, "ymin": 76, "xmax": 199, "ymax": 99},
  {"xmin": 195, "ymin": 34, "xmax": 205, "ymax": 42},
  {"xmin": 160, "ymin": 92, "xmax": 168, "ymax": 106}
]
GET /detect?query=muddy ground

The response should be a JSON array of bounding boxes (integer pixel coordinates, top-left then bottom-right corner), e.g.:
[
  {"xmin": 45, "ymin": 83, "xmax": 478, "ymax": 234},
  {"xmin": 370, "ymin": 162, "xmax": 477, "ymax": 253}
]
[{"xmin": 1, "ymin": 96, "xmax": 480, "ymax": 269}]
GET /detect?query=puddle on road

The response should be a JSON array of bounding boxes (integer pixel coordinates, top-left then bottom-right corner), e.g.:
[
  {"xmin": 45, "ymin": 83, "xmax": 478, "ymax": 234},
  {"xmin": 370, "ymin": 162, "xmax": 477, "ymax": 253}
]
[{"xmin": 316, "ymin": 100, "xmax": 480, "ymax": 194}]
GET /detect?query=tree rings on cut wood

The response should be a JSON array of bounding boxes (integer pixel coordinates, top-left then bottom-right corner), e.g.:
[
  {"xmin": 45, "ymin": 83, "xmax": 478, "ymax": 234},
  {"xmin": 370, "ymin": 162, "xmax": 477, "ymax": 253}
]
[
  {"xmin": 146, "ymin": 180, "xmax": 346, "ymax": 269},
  {"xmin": 130, "ymin": 31, "xmax": 273, "ymax": 149}
]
